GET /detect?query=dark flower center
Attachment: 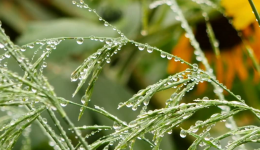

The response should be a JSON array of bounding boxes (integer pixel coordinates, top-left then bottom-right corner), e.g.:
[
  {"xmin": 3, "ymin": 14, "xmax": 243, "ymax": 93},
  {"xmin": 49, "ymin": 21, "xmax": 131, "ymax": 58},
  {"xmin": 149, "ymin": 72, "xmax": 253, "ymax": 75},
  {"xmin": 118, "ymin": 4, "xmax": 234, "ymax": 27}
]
[{"xmin": 195, "ymin": 16, "xmax": 242, "ymax": 51}]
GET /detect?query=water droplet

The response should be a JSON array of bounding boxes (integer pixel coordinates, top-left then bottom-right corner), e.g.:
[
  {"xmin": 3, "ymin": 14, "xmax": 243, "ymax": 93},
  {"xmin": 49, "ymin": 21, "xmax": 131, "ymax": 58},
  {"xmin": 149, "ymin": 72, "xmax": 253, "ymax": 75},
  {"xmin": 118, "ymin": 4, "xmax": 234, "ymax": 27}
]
[
  {"xmin": 192, "ymin": 63, "xmax": 198, "ymax": 71},
  {"xmin": 174, "ymin": 57, "xmax": 180, "ymax": 62},
  {"xmin": 83, "ymin": 4, "xmax": 89, "ymax": 8},
  {"xmin": 118, "ymin": 102, "xmax": 124, "ymax": 109},
  {"xmin": 195, "ymin": 120, "xmax": 203, "ymax": 126},
  {"xmin": 113, "ymin": 122, "xmax": 121, "ymax": 130},
  {"xmin": 77, "ymin": 38, "xmax": 84, "ymax": 44},
  {"xmin": 143, "ymin": 98, "xmax": 149, "ymax": 106},
  {"xmin": 72, "ymin": 1, "xmax": 76, "ymax": 4},
  {"xmin": 160, "ymin": 52, "xmax": 166, "ymax": 58},
  {"xmin": 31, "ymin": 88, "xmax": 37, "ymax": 93},
  {"xmin": 167, "ymin": 130, "xmax": 172, "ymax": 134},
  {"xmin": 28, "ymin": 43, "xmax": 34, "ymax": 49},
  {"xmin": 106, "ymin": 58, "xmax": 111, "ymax": 63},
  {"xmin": 126, "ymin": 102, "xmax": 133, "ymax": 107},
  {"xmin": 199, "ymin": 141, "xmax": 206, "ymax": 147},
  {"xmin": 81, "ymin": 95, "xmax": 89, "ymax": 106},
  {"xmin": 132, "ymin": 105, "xmax": 137, "ymax": 111},
  {"xmin": 42, "ymin": 62, "xmax": 47, "ymax": 68},
  {"xmin": 0, "ymin": 43, "xmax": 5, "ymax": 49},
  {"xmin": 20, "ymin": 48, "xmax": 26, "ymax": 52},
  {"xmin": 225, "ymin": 122, "xmax": 232, "ymax": 129},
  {"xmin": 204, "ymin": 133, "xmax": 210, "ymax": 141},
  {"xmin": 138, "ymin": 44, "xmax": 145, "ymax": 51},
  {"xmin": 180, "ymin": 129, "xmax": 187, "ymax": 138},
  {"xmin": 71, "ymin": 76, "xmax": 78, "ymax": 82},
  {"xmin": 105, "ymin": 39, "xmax": 113, "ymax": 46},
  {"xmin": 60, "ymin": 101, "xmax": 68, "ymax": 107},
  {"xmin": 42, "ymin": 118, "xmax": 47, "ymax": 124},
  {"xmin": 191, "ymin": 127, "xmax": 198, "ymax": 133},
  {"xmin": 4, "ymin": 52, "xmax": 10, "ymax": 58},
  {"xmin": 202, "ymin": 97, "xmax": 209, "ymax": 100},
  {"xmin": 147, "ymin": 47, "xmax": 153, "ymax": 53},
  {"xmin": 129, "ymin": 120, "xmax": 137, "ymax": 127},
  {"xmin": 79, "ymin": 0, "xmax": 84, "ymax": 4},
  {"xmin": 46, "ymin": 45, "xmax": 52, "ymax": 51},
  {"xmin": 167, "ymin": 55, "xmax": 172, "ymax": 60},
  {"xmin": 104, "ymin": 22, "xmax": 109, "ymax": 27}
]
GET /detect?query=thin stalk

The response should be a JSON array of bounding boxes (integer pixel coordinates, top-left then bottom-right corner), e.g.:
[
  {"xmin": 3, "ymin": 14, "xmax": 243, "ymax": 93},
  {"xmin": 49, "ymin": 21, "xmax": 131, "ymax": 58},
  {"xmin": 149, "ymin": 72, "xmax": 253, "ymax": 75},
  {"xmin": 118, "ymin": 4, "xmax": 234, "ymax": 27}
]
[
  {"xmin": 63, "ymin": 115, "xmax": 90, "ymax": 150},
  {"xmin": 248, "ymin": 0, "xmax": 260, "ymax": 26},
  {"xmin": 47, "ymin": 110, "xmax": 74, "ymax": 150}
]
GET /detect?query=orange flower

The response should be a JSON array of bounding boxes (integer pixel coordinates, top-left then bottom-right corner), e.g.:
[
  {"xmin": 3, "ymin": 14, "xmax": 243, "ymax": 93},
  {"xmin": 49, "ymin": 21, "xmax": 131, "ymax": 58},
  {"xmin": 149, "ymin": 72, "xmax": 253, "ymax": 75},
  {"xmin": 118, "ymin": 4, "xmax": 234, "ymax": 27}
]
[{"xmin": 168, "ymin": 1, "xmax": 260, "ymax": 93}]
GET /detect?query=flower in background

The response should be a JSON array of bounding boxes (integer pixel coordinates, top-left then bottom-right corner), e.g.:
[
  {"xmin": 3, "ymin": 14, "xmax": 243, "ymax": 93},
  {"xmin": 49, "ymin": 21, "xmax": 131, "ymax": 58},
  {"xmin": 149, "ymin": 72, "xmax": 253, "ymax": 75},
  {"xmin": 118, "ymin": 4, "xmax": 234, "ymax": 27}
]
[{"xmin": 168, "ymin": 0, "xmax": 260, "ymax": 93}]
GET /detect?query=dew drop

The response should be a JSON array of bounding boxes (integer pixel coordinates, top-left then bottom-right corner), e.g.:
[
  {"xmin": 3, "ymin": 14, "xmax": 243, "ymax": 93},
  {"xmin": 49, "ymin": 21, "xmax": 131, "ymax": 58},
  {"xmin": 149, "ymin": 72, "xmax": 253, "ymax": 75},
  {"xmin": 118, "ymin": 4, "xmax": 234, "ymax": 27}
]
[
  {"xmin": 106, "ymin": 58, "xmax": 111, "ymax": 63},
  {"xmin": 83, "ymin": 4, "xmax": 89, "ymax": 8},
  {"xmin": 174, "ymin": 57, "xmax": 180, "ymax": 62},
  {"xmin": 81, "ymin": 95, "xmax": 89, "ymax": 106},
  {"xmin": 31, "ymin": 88, "xmax": 37, "ymax": 93},
  {"xmin": 105, "ymin": 38, "xmax": 112, "ymax": 45},
  {"xmin": 167, "ymin": 55, "xmax": 172, "ymax": 60},
  {"xmin": 138, "ymin": 44, "xmax": 145, "ymax": 51},
  {"xmin": 60, "ymin": 101, "xmax": 68, "ymax": 107},
  {"xmin": 118, "ymin": 102, "xmax": 124, "ymax": 109},
  {"xmin": 129, "ymin": 120, "xmax": 137, "ymax": 127},
  {"xmin": 160, "ymin": 52, "xmax": 166, "ymax": 58},
  {"xmin": 20, "ymin": 48, "xmax": 26, "ymax": 52},
  {"xmin": 195, "ymin": 120, "xmax": 203, "ymax": 126},
  {"xmin": 204, "ymin": 133, "xmax": 210, "ymax": 141},
  {"xmin": 46, "ymin": 45, "xmax": 52, "ymax": 51},
  {"xmin": 202, "ymin": 97, "xmax": 209, "ymax": 100},
  {"xmin": 132, "ymin": 105, "xmax": 137, "ymax": 111},
  {"xmin": 76, "ymin": 38, "xmax": 84, "ymax": 44},
  {"xmin": 225, "ymin": 122, "xmax": 232, "ymax": 129},
  {"xmin": 191, "ymin": 127, "xmax": 198, "ymax": 133},
  {"xmin": 42, "ymin": 118, "xmax": 47, "ymax": 124},
  {"xmin": 104, "ymin": 22, "xmax": 109, "ymax": 27},
  {"xmin": 143, "ymin": 99, "xmax": 149, "ymax": 106},
  {"xmin": 126, "ymin": 102, "xmax": 133, "ymax": 107},
  {"xmin": 199, "ymin": 141, "xmax": 206, "ymax": 147},
  {"xmin": 192, "ymin": 63, "xmax": 198, "ymax": 71},
  {"xmin": 167, "ymin": 130, "xmax": 172, "ymax": 134},
  {"xmin": 42, "ymin": 62, "xmax": 47, "ymax": 68},
  {"xmin": 147, "ymin": 47, "xmax": 153, "ymax": 53},
  {"xmin": 0, "ymin": 43, "xmax": 5, "ymax": 49},
  {"xmin": 4, "ymin": 52, "xmax": 10, "ymax": 58},
  {"xmin": 180, "ymin": 129, "xmax": 187, "ymax": 138},
  {"xmin": 72, "ymin": 1, "xmax": 76, "ymax": 4},
  {"xmin": 71, "ymin": 76, "xmax": 78, "ymax": 82},
  {"xmin": 28, "ymin": 43, "xmax": 34, "ymax": 49},
  {"xmin": 113, "ymin": 122, "xmax": 121, "ymax": 130},
  {"xmin": 80, "ymin": 107, "xmax": 83, "ymax": 112}
]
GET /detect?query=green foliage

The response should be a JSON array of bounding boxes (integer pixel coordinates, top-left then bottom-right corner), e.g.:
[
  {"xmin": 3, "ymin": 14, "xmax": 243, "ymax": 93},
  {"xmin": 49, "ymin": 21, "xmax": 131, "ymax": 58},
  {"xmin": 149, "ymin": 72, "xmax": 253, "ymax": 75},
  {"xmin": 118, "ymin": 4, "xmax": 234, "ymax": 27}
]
[{"xmin": 1, "ymin": 0, "xmax": 260, "ymax": 150}]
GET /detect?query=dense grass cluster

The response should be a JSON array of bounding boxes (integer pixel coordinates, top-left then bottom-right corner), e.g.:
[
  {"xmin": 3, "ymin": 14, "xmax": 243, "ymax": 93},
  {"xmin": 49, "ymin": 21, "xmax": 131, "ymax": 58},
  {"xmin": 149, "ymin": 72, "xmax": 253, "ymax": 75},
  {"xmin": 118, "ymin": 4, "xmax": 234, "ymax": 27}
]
[{"xmin": 1, "ymin": 0, "xmax": 260, "ymax": 149}]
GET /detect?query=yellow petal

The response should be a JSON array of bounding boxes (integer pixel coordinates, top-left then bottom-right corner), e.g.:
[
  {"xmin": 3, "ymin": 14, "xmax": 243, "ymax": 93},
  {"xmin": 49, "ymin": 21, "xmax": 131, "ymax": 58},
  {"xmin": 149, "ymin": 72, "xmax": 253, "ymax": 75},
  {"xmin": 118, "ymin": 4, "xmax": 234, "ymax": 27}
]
[{"xmin": 222, "ymin": 0, "xmax": 260, "ymax": 30}]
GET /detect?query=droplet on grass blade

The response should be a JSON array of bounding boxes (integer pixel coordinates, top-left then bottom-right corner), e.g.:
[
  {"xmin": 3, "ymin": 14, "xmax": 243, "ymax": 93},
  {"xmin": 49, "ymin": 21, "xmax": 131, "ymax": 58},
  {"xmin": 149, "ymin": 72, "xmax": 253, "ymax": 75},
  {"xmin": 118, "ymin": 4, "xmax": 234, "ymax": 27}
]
[
  {"xmin": 180, "ymin": 129, "xmax": 187, "ymax": 138},
  {"xmin": 76, "ymin": 38, "xmax": 84, "ymax": 44},
  {"xmin": 160, "ymin": 52, "xmax": 166, "ymax": 58},
  {"xmin": 0, "ymin": 43, "xmax": 5, "ymax": 49},
  {"xmin": 147, "ymin": 47, "xmax": 153, "ymax": 53}
]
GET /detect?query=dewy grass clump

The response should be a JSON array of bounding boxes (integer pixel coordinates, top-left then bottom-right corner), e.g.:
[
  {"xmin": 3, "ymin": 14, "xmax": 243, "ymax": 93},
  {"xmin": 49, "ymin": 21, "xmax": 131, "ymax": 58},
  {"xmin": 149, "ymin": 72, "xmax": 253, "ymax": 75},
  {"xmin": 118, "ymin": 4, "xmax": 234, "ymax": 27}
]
[{"xmin": 1, "ymin": 0, "xmax": 260, "ymax": 149}]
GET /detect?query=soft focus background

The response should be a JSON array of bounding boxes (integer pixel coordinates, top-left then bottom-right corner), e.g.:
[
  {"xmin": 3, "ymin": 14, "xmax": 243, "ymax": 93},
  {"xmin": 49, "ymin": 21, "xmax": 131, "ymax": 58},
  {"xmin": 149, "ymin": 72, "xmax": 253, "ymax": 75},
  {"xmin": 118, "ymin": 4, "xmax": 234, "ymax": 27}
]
[{"xmin": 1, "ymin": 0, "xmax": 260, "ymax": 149}]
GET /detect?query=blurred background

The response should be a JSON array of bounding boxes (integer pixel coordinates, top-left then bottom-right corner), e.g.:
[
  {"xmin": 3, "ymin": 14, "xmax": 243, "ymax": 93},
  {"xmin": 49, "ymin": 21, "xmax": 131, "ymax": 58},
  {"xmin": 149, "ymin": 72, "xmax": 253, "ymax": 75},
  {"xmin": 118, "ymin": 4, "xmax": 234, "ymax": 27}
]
[{"xmin": 1, "ymin": 0, "xmax": 260, "ymax": 149}]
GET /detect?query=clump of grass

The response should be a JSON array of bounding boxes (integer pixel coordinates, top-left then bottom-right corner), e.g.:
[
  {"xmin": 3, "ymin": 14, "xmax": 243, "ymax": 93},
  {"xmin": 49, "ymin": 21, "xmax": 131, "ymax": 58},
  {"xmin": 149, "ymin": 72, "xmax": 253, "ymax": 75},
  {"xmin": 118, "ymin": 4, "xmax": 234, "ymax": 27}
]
[{"xmin": 0, "ymin": 0, "xmax": 260, "ymax": 149}]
